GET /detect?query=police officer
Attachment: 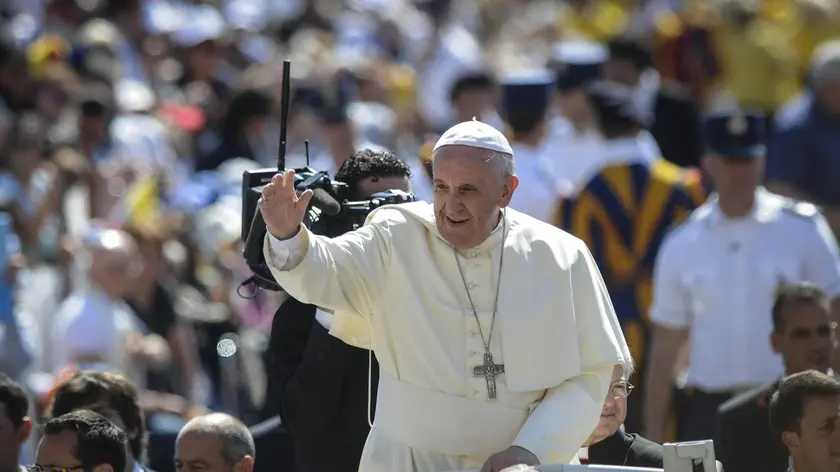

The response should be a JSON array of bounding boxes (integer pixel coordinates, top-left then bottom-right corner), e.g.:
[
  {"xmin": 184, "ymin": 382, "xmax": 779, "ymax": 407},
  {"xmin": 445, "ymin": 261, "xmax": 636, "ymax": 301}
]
[{"xmin": 642, "ymin": 111, "xmax": 840, "ymax": 443}]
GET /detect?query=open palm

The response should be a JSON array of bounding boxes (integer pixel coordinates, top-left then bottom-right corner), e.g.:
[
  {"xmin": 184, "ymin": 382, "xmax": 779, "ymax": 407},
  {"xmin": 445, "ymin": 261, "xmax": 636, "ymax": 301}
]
[{"xmin": 259, "ymin": 169, "xmax": 314, "ymax": 240}]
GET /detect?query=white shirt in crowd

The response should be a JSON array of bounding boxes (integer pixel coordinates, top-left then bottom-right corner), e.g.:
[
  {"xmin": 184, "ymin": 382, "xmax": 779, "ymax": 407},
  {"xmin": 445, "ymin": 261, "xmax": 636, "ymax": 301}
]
[
  {"xmin": 507, "ymin": 141, "xmax": 565, "ymax": 223},
  {"xmin": 50, "ymin": 287, "xmax": 146, "ymax": 388},
  {"xmin": 650, "ymin": 188, "xmax": 840, "ymax": 391}
]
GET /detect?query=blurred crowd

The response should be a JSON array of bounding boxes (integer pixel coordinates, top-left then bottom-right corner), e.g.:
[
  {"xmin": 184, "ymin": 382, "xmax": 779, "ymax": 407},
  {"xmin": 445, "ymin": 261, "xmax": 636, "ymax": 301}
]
[{"xmin": 2, "ymin": 0, "xmax": 840, "ymax": 471}]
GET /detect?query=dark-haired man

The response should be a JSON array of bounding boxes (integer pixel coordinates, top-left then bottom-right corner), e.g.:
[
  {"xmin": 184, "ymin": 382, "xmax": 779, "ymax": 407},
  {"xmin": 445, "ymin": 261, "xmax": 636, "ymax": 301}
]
[
  {"xmin": 604, "ymin": 34, "xmax": 704, "ymax": 169},
  {"xmin": 717, "ymin": 282, "xmax": 835, "ymax": 472},
  {"xmin": 0, "ymin": 374, "xmax": 31, "ymax": 472},
  {"xmin": 48, "ymin": 370, "xmax": 156, "ymax": 472},
  {"xmin": 769, "ymin": 370, "xmax": 840, "ymax": 472},
  {"xmin": 35, "ymin": 410, "xmax": 128, "ymax": 472},
  {"xmin": 268, "ymin": 148, "xmax": 411, "ymax": 472}
]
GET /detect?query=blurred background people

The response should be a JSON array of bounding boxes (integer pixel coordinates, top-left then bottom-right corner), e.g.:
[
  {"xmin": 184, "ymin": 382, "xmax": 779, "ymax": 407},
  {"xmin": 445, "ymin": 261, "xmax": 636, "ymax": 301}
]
[{"xmin": 0, "ymin": 0, "xmax": 840, "ymax": 469}]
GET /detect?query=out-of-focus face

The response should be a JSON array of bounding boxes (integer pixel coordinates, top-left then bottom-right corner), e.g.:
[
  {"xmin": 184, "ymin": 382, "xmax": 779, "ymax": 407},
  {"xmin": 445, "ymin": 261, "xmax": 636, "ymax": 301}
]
[
  {"xmin": 186, "ymin": 41, "xmax": 219, "ymax": 80},
  {"xmin": 453, "ymin": 89, "xmax": 495, "ymax": 123},
  {"xmin": 787, "ymin": 394, "xmax": 840, "ymax": 472},
  {"xmin": 555, "ymin": 89, "xmax": 591, "ymax": 125},
  {"xmin": 702, "ymin": 155, "xmax": 764, "ymax": 199},
  {"xmin": 175, "ymin": 430, "xmax": 253, "ymax": 472},
  {"xmin": 432, "ymin": 145, "xmax": 517, "ymax": 249},
  {"xmin": 584, "ymin": 365, "xmax": 630, "ymax": 446},
  {"xmin": 817, "ymin": 80, "xmax": 840, "ymax": 116},
  {"xmin": 772, "ymin": 300, "xmax": 834, "ymax": 375}
]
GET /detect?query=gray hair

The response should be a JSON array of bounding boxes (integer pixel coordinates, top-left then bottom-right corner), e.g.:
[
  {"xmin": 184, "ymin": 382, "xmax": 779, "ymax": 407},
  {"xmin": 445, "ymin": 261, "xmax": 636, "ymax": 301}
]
[
  {"xmin": 622, "ymin": 358, "xmax": 636, "ymax": 380},
  {"xmin": 432, "ymin": 147, "xmax": 516, "ymax": 180},
  {"xmin": 179, "ymin": 413, "xmax": 255, "ymax": 463}
]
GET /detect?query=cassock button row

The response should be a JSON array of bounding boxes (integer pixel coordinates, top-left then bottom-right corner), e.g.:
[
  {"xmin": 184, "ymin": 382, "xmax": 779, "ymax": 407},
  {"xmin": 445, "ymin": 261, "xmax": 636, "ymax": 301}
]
[
  {"xmin": 470, "ymin": 331, "xmax": 478, "ymax": 338},
  {"xmin": 468, "ymin": 350, "xmax": 478, "ymax": 357},
  {"xmin": 470, "ymin": 252, "xmax": 481, "ymax": 258},
  {"xmin": 470, "ymin": 262, "xmax": 480, "ymax": 268},
  {"xmin": 472, "ymin": 388, "xmax": 481, "ymax": 396},
  {"xmin": 467, "ymin": 282, "xmax": 476, "ymax": 289}
]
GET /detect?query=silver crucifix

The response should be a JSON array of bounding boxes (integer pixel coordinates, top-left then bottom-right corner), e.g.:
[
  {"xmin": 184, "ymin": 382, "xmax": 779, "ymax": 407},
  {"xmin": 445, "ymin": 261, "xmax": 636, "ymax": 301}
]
[{"xmin": 473, "ymin": 351, "xmax": 505, "ymax": 399}]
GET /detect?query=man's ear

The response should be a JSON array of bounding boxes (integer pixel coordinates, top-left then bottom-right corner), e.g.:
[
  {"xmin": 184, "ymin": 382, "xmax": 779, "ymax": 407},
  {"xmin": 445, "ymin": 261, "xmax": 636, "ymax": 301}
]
[
  {"xmin": 770, "ymin": 331, "xmax": 783, "ymax": 354},
  {"xmin": 234, "ymin": 456, "xmax": 255, "ymax": 472},
  {"xmin": 782, "ymin": 431, "xmax": 800, "ymax": 451},
  {"xmin": 500, "ymin": 175, "xmax": 518, "ymax": 207},
  {"xmin": 18, "ymin": 417, "xmax": 32, "ymax": 443}
]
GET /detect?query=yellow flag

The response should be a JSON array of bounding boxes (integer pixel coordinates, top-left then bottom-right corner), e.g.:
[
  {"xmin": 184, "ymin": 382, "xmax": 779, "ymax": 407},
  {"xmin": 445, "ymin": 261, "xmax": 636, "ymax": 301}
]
[{"xmin": 125, "ymin": 174, "xmax": 161, "ymax": 230}]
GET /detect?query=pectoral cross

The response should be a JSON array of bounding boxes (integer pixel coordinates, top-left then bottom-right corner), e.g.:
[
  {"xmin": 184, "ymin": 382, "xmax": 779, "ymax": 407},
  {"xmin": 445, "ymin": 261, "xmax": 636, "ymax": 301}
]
[{"xmin": 473, "ymin": 351, "xmax": 505, "ymax": 399}]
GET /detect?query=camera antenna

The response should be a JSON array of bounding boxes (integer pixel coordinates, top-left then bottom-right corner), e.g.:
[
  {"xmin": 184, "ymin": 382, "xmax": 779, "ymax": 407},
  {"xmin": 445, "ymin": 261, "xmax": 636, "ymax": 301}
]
[
  {"xmin": 277, "ymin": 59, "xmax": 291, "ymax": 170},
  {"xmin": 242, "ymin": 59, "xmax": 292, "ymax": 268},
  {"xmin": 304, "ymin": 140, "xmax": 310, "ymax": 167}
]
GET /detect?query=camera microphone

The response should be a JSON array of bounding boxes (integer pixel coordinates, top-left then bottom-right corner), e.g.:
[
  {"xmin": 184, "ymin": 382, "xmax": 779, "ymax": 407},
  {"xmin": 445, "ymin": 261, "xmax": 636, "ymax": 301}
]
[{"xmin": 311, "ymin": 188, "xmax": 341, "ymax": 217}]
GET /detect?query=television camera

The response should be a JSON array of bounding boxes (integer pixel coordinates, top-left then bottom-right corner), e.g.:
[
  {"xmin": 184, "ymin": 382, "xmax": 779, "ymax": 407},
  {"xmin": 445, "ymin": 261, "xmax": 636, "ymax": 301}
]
[{"xmin": 239, "ymin": 60, "xmax": 415, "ymax": 294}]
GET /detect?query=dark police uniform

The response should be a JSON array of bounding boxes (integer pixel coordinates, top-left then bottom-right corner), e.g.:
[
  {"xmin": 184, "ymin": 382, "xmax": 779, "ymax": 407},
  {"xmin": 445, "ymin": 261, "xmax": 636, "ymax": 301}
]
[
  {"xmin": 715, "ymin": 381, "xmax": 788, "ymax": 472},
  {"xmin": 579, "ymin": 429, "xmax": 664, "ymax": 468}
]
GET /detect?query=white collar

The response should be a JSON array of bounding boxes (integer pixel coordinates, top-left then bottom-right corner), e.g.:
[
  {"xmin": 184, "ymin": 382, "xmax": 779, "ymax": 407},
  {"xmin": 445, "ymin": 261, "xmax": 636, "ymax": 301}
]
[
  {"xmin": 599, "ymin": 136, "xmax": 657, "ymax": 168},
  {"xmin": 133, "ymin": 462, "xmax": 144, "ymax": 472},
  {"xmin": 706, "ymin": 187, "xmax": 782, "ymax": 227}
]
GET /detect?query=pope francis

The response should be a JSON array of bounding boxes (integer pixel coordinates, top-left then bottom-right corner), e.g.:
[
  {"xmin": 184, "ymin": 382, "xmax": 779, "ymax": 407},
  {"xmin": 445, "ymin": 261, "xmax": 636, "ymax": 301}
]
[{"xmin": 259, "ymin": 120, "xmax": 631, "ymax": 472}]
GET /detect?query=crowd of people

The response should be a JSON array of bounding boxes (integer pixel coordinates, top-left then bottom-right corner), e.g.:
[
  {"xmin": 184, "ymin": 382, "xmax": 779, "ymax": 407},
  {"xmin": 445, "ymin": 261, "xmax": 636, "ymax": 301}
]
[{"xmin": 3, "ymin": 0, "xmax": 840, "ymax": 470}]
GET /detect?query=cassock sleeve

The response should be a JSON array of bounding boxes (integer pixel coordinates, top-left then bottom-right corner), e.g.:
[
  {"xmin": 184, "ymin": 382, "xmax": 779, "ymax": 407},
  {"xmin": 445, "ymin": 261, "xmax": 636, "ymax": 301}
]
[
  {"xmin": 512, "ymin": 240, "xmax": 629, "ymax": 464},
  {"xmin": 264, "ymin": 209, "xmax": 398, "ymax": 316}
]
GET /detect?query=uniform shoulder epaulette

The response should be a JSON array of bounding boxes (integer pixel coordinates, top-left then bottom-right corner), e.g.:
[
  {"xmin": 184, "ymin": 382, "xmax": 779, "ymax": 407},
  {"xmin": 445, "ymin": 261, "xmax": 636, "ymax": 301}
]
[{"xmin": 781, "ymin": 199, "xmax": 821, "ymax": 219}]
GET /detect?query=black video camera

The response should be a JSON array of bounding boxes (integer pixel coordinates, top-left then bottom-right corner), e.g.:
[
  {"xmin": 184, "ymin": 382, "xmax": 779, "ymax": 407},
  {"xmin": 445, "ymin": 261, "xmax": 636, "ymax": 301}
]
[
  {"xmin": 240, "ymin": 165, "xmax": 415, "ymax": 293},
  {"xmin": 237, "ymin": 58, "xmax": 417, "ymax": 295}
]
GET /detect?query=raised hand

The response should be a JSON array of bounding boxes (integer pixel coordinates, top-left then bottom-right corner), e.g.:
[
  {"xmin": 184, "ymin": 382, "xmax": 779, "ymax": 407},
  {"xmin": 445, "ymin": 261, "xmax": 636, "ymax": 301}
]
[{"xmin": 259, "ymin": 169, "xmax": 314, "ymax": 240}]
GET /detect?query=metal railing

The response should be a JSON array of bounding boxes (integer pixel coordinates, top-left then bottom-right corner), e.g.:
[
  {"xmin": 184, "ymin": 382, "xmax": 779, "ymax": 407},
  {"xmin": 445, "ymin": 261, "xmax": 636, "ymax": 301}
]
[{"xmin": 449, "ymin": 441, "xmax": 722, "ymax": 472}]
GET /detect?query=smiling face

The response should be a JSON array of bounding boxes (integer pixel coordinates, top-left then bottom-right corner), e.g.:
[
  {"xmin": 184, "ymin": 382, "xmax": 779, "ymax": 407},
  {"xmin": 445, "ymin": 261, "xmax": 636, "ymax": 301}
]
[
  {"xmin": 584, "ymin": 365, "xmax": 628, "ymax": 446},
  {"xmin": 431, "ymin": 145, "xmax": 518, "ymax": 249}
]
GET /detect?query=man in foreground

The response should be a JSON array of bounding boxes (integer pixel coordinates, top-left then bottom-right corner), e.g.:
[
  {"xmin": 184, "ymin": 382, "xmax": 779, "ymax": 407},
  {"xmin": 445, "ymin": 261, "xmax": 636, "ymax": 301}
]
[
  {"xmin": 35, "ymin": 410, "xmax": 128, "ymax": 472},
  {"xmin": 175, "ymin": 413, "xmax": 255, "ymax": 472},
  {"xmin": 717, "ymin": 282, "xmax": 836, "ymax": 472},
  {"xmin": 769, "ymin": 371, "xmax": 840, "ymax": 472},
  {"xmin": 260, "ymin": 120, "xmax": 631, "ymax": 471}
]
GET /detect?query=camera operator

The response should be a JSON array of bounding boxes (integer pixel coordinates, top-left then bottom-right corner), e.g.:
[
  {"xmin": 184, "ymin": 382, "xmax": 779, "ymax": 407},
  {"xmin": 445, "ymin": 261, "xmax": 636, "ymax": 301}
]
[{"xmin": 268, "ymin": 148, "xmax": 411, "ymax": 472}]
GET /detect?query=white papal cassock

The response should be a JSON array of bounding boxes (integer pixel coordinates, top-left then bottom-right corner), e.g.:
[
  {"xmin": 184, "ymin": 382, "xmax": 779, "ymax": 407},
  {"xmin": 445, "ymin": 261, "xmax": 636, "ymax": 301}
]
[{"xmin": 264, "ymin": 201, "xmax": 631, "ymax": 472}]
